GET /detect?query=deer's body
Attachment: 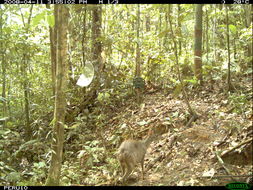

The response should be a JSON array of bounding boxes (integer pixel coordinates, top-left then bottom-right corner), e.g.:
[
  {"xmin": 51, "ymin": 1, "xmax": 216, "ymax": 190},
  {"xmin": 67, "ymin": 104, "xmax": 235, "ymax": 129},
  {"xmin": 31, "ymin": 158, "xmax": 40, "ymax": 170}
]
[{"xmin": 117, "ymin": 131, "xmax": 157, "ymax": 182}]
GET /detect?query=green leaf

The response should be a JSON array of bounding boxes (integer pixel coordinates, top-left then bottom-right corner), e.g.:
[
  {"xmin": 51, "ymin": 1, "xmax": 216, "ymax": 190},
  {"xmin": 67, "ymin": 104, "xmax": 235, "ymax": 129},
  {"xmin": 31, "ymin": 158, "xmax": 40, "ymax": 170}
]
[
  {"xmin": 97, "ymin": 92, "xmax": 110, "ymax": 102},
  {"xmin": 229, "ymin": 24, "xmax": 237, "ymax": 34},
  {"xmin": 3, "ymin": 27, "xmax": 12, "ymax": 34},
  {"xmin": 32, "ymin": 12, "xmax": 45, "ymax": 27},
  {"xmin": 184, "ymin": 78, "xmax": 198, "ymax": 85},
  {"xmin": 47, "ymin": 14, "xmax": 55, "ymax": 27},
  {"xmin": 219, "ymin": 24, "xmax": 226, "ymax": 28}
]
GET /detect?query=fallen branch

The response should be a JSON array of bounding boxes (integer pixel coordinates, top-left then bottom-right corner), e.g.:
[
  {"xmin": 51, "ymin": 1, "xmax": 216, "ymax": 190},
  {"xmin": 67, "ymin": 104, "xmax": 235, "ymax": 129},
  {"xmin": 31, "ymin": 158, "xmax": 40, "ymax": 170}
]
[
  {"xmin": 221, "ymin": 138, "xmax": 253, "ymax": 158},
  {"xmin": 185, "ymin": 114, "xmax": 198, "ymax": 128},
  {"xmin": 199, "ymin": 174, "xmax": 252, "ymax": 179},
  {"xmin": 213, "ymin": 151, "xmax": 235, "ymax": 181}
]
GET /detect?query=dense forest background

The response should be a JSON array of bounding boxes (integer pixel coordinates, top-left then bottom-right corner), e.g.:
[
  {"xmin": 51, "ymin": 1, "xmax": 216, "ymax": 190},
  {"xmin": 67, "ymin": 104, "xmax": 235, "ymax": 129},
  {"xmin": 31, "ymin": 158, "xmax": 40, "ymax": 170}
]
[{"xmin": 0, "ymin": 4, "xmax": 252, "ymax": 186}]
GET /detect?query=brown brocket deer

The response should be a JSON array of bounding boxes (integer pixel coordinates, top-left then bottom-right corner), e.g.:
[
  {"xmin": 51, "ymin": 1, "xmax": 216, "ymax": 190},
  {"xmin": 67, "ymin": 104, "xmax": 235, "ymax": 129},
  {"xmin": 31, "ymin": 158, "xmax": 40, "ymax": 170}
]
[{"xmin": 117, "ymin": 129, "xmax": 158, "ymax": 182}]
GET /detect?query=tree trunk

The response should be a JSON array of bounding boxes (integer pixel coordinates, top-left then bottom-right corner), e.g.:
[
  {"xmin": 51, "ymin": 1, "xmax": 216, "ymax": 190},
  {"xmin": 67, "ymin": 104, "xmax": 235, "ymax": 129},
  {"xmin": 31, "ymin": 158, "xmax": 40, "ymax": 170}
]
[
  {"xmin": 146, "ymin": 15, "xmax": 150, "ymax": 32},
  {"xmin": 82, "ymin": 6, "xmax": 87, "ymax": 65},
  {"xmin": 1, "ymin": 7, "xmax": 7, "ymax": 128},
  {"xmin": 244, "ymin": 4, "xmax": 252, "ymax": 64},
  {"xmin": 135, "ymin": 4, "xmax": 141, "ymax": 77},
  {"xmin": 225, "ymin": 5, "xmax": 231, "ymax": 92},
  {"xmin": 206, "ymin": 6, "xmax": 209, "ymax": 64},
  {"xmin": 92, "ymin": 5, "xmax": 102, "ymax": 78},
  {"xmin": 177, "ymin": 4, "xmax": 182, "ymax": 56},
  {"xmin": 1, "ymin": 52, "xmax": 7, "ymax": 128},
  {"xmin": 135, "ymin": 4, "xmax": 141, "ymax": 103},
  {"xmin": 158, "ymin": 8, "xmax": 162, "ymax": 53},
  {"xmin": 194, "ymin": 4, "xmax": 203, "ymax": 84},
  {"xmin": 20, "ymin": 5, "xmax": 33, "ymax": 141},
  {"xmin": 46, "ymin": 4, "xmax": 57, "ymax": 97},
  {"xmin": 213, "ymin": 5, "xmax": 217, "ymax": 62},
  {"xmin": 45, "ymin": 4, "xmax": 69, "ymax": 186},
  {"xmin": 168, "ymin": 4, "xmax": 197, "ymax": 118},
  {"xmin": 23, "ymin": 73, "xmax": 30, "ymax": 140}
]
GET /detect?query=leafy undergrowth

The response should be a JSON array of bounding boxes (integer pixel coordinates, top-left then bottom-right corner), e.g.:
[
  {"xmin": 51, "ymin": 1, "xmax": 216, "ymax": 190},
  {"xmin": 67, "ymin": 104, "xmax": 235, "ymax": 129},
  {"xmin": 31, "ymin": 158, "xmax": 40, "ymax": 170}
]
[{"xmin": 1, "ymin": 77, "xmax": 252, "ymax": 186}]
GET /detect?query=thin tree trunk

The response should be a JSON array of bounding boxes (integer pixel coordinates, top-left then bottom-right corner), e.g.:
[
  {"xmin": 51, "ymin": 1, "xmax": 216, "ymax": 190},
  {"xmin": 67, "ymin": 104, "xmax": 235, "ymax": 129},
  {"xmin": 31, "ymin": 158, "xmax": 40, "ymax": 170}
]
[
  {"xmin": 46, "ymin": 4, "xmax": 56, "ymax": 97},
  {"xmin": 1, "ymin": 53, "xmax": 7, "ymax": 128},
  {"xmin": 194, "ymin": 4, "xmax": 203, "ymax": 84},
  {"xmin": 177, "ymin": 4, "xmax": 182, "ymax": 56},
  {"xmin": 135, "ymin": 4, "xmax": 141, "ymax": 103},
  {"xmin": 7, "ymin": 83, "xmax": 11, "ymax": 118},
  {"xmin": 82, "ymin": 7, "xmax": 87, "ymax": 65},
  {"xmin": 45, "ymin": 5, "xmax": 69, "ymax": 186},
  {"xmin": 225, "ymin": 5, "xmax": 231, "ymax": 92},
  {"xmin": 206, "ymin": 6, "xmax": 209, "ymax": 64},
  {"xmin": 244, "ymin": 4, "xmax": 252, "ymax": 64},
  {"xmin": 146, "ymin": 15, "xmax": 150, "ymax": 32},
  {"xmin": 233, "ymin": 38, "xmax": 236, "ymax": 60},
  {"xmin": 1, "ymin": 5, "xmax": 7, "ymax": 127},
  {"xmin": 135, "ymin": 4, "xmax": 141, "ymax": 77},
  {"xmin": 159, "ymin": 8, "xmax": 162, "ymax": 53},
  {"xmin": 168, "ymin": 5, "xmax": 197, "ymax": 118},
  {"xmin": 213, "ymin": 5, "xmax": 217, "ymax": 62},
  {"xmin": 20, "ymin": 5, "xmax": 33, "ymax": 140},
  {"xmin": 91, "ymin": 5, "xmax": 102, "ymax": 88}
]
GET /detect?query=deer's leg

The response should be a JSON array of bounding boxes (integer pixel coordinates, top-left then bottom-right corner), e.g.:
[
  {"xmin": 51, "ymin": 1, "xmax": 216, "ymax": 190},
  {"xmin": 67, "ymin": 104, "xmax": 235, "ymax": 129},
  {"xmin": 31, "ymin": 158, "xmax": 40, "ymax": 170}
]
[
  {"xmin": 123, "ymin": 162, "xmax": 133, "ymax": 182},
  {"xmin": 141, "ymin": 157, "xmax": 144, "ymax": 180},
  {"xmin": 120, "ymin": 161, "xmax": 126, "ymax": 176}
]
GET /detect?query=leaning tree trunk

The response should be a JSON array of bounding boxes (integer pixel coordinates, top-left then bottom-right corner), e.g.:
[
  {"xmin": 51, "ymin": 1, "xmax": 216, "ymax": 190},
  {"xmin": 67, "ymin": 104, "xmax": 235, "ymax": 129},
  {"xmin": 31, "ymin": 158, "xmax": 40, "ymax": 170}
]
[
  {"xmin": 194, "ymin": 4, "xmax": 203, "ymax": 84},
  {"xmin": 45, "ymin": 4, "xmax": 69, "ymax": 186}
]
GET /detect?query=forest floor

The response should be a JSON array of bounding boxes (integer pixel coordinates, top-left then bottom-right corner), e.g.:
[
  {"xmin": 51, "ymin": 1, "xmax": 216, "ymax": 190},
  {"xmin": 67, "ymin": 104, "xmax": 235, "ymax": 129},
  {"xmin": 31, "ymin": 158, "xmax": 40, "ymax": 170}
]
[
  {"xmin": 1, "ymin": 78, "xmax": 252, "ymax": 186},
  {"xmin": 97, "ymin": 76, "xmax": 252, "ymax": 186}
]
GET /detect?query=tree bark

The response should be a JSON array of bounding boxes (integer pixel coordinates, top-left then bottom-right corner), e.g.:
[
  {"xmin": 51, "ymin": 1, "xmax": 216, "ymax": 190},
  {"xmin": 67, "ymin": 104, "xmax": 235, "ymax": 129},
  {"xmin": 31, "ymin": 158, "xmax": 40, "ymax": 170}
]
[
  {"xmin": 1, "ymin": 6, "xmax": 7, "ymax": 128},
  {"xmin": 46, "ymin": 4, "xmax": 57, "ymax": 97},
  {"xmin": 1, "ymin": 52, "xmax": 7, "ymax": 128},
  {"xmin": 244, "ymin": 5, "xmax": 252, "ymax": 64},
  {"xmin": 206, "ymin": 6, "xmax": 209, "ymax": 64},
  {"xmin": 45, "ymin": 4, "xmax": 69, "ymax": 186},
  {"xmin": 135, "ymin": 4, "xmax": 141, "ymax": 103},
  {"xmin": 213, "ymin": 5, "xmax": 217, "ymax": 62},
  {"xmin": 194, "ymin": 4, "xmax": 203, "ymax": 84},
  {"xmin": 225, "ymin": 5, "xmax": 231, "ymax": 92},
  {"xmin": 177, "ymin": 4, "xmax": 182, "ymax": 56},
  {"xmin": 92, "ymin": 5, "xmax": 102, "ymax": 77},
  {"xmin": 20, "ymin": 5, "xmax": 33, "ymax": 140}
]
